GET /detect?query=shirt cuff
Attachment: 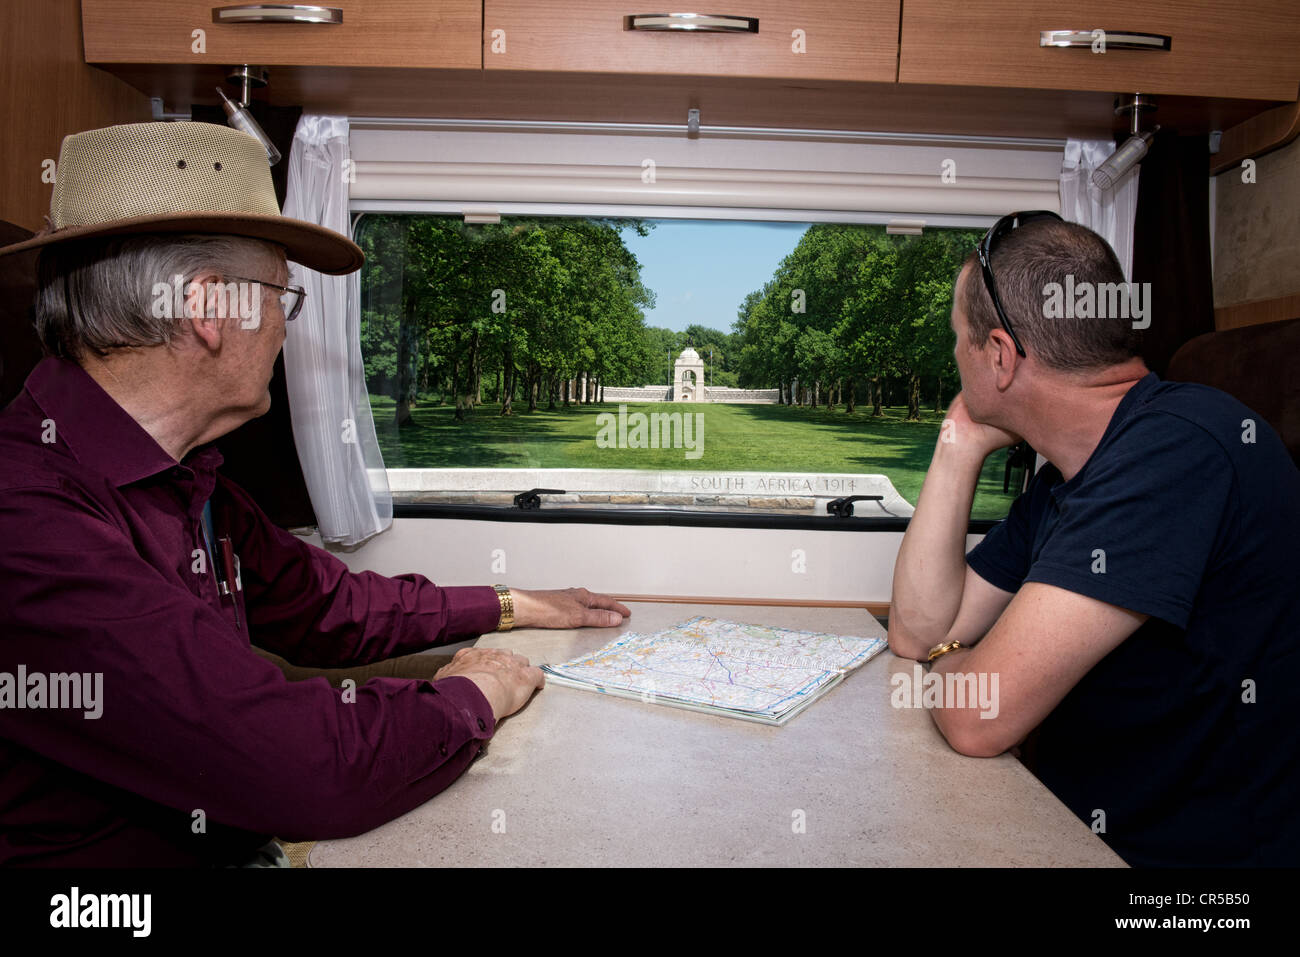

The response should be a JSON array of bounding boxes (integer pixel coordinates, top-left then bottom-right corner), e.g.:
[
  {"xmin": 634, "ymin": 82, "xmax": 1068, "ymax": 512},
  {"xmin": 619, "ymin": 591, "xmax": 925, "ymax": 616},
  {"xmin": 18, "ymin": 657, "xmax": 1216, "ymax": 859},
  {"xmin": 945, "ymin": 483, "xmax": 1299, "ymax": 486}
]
[
  {"xmin": 1023, "ymin": 562, "xmax": 1192, "ymax": 630},
  {"xmin": 966, "ymin": 549, "xmax": 1024, "ymax": 595},
  {"xmin": 433, "ymin": 674, "xmax": 498, "ymax": 741},
  {"xmin": 438, "ymin": 585, "xmax": 503, "ymax": 643}
]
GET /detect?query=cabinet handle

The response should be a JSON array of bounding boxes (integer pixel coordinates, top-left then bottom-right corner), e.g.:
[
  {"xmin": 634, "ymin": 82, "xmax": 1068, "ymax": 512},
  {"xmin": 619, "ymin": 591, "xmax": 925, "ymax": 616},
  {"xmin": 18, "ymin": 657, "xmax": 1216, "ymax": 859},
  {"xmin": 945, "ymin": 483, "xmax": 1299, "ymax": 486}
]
[
  {"xmin": 624, "ymin": 13, "xmax": 758, "ymax": 33},
  {"xmin": 212, "ymin": 4, "xmax": 343, "ymax": 24},
  {"xmin": 1040, "ymin": 30, "xmax": 1170, "ymax": 51}
]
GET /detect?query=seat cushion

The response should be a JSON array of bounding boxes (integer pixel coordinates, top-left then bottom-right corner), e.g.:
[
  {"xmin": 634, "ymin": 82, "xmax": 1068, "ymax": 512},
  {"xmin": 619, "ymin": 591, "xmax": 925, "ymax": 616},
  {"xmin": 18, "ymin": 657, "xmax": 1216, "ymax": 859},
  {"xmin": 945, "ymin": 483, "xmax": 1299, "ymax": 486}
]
[{"xmin": 1166, "ymin": 316, "xmax": 1300, "ymax": 465}]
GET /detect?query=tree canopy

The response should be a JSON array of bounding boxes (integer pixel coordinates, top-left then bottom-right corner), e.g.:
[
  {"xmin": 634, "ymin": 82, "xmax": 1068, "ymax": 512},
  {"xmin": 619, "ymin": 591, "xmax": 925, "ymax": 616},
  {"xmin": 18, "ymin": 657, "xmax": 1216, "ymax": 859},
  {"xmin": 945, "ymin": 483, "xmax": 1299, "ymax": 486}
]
[{"xmin": 732, "ymin": 223, "xmax": 980, "ymax": 418}]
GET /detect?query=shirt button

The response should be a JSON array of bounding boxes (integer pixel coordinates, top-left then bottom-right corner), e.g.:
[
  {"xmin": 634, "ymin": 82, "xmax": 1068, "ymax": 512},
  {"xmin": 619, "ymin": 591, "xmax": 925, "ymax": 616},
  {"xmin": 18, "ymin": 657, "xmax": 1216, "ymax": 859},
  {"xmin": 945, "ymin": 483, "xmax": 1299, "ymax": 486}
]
[
  {"xmin": 476, "ymin": 718, "xmax": 487, "ymax": 732},
  {"xmin": 439, "ymin": 743, "xmax": 448, "ymax": 756}
]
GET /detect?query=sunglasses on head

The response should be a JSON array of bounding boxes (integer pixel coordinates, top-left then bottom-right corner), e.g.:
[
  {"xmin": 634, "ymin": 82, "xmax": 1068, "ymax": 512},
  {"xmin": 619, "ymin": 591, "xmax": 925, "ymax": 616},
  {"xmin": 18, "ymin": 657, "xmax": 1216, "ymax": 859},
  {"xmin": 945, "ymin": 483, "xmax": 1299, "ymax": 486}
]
[{"xmin": 976, "ymin": 210, "xmax": 1064, "ymax": 358}]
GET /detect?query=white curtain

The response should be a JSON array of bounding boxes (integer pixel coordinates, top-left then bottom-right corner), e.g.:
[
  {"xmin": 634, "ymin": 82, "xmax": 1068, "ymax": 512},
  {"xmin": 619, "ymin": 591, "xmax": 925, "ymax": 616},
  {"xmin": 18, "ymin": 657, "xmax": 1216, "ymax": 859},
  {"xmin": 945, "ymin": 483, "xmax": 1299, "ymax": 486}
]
[
  {"xmin": 1059, "ymin": 138, "xmax": 1140, "ymax": 280},
  {"xmin": 281, "ymin": 115, "xmax": 392, "ymax": 547}
]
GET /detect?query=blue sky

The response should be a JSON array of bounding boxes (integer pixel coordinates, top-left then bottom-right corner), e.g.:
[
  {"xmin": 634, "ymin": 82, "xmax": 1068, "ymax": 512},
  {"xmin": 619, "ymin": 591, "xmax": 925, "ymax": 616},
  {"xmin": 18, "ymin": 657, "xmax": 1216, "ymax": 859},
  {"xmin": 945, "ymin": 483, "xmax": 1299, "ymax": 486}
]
[{"xmin": 619, "ymin": 220, "xmax": 809, "ymax": 333}]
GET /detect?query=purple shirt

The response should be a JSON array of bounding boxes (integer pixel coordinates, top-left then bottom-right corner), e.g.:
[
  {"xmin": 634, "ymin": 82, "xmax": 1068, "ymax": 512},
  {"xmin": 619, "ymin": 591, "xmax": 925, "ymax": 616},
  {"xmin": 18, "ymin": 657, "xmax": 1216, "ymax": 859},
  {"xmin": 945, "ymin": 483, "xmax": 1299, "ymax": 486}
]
[{"xmin": 0, "ymin": 357, "xmax": 502, "ymax": 866}]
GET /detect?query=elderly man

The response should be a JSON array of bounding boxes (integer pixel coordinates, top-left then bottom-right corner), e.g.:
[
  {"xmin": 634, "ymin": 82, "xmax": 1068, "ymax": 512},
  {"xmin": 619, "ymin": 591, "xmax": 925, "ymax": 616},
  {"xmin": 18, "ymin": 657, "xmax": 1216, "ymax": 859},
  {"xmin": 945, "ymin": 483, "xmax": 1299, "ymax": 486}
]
[
  {"xmin": 0, "ymin": 122, "xmax": 628, "ymax": 866},
  {"xmin": 888, "ymin": 211, "xmax": 1300, "ymax": 866}
]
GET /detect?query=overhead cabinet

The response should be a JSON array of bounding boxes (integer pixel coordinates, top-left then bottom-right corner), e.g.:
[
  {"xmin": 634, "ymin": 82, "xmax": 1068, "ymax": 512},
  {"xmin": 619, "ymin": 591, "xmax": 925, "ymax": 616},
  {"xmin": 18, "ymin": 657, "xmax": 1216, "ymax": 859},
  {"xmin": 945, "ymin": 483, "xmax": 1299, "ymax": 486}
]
[
  {"xmin": 77, "ymin": 1, "xmax": 1299, "ymax": 137},
  {"xmin": 81, "ymin": 1, "xmax": 482, "ymax": 69},
  {"xmin": 899, "ymin": 0, "xmax": 1300, "ymax": 101},
  {"xmin": 481, "ymin": 1, "xmax": 901, "ymax": 83}
]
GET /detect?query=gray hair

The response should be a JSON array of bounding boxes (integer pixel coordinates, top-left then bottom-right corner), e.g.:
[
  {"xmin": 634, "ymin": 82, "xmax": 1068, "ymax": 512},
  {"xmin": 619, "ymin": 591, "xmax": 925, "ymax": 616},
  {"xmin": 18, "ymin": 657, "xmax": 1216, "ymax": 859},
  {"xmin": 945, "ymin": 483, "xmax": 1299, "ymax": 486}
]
[{"xmin": 35, "ymin": 233, "xmax": 282, "ymax": 360}]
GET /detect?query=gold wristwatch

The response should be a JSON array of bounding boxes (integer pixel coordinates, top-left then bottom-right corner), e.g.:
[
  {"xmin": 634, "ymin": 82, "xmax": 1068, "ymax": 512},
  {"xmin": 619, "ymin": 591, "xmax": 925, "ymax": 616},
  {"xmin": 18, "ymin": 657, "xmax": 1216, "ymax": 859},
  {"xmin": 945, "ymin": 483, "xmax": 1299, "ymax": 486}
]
[
  {"xmin": 927, "ymin": 639, "xmax": 965, "ymax": 662},
  {"xmin": 492, "ymin": 584, "xmax": 514, "ymax": 632}
]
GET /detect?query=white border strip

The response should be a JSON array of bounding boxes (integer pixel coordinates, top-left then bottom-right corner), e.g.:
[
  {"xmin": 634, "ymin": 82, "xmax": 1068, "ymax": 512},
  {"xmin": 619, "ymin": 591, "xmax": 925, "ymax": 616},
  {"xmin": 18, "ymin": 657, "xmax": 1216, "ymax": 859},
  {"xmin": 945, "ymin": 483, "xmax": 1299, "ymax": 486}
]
[{"xmin": 349, "ymin": 200, "xmax": 997, "ymax": 228}]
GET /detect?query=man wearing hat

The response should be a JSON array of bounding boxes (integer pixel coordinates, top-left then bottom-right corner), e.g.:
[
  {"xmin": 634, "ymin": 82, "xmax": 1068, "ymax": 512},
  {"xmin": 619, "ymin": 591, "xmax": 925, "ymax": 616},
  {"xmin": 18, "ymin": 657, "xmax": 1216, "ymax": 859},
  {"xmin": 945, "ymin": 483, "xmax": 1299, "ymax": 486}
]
[{"xmin": 0, "ymin": 122, "xmax": 629, "ymax": 866}]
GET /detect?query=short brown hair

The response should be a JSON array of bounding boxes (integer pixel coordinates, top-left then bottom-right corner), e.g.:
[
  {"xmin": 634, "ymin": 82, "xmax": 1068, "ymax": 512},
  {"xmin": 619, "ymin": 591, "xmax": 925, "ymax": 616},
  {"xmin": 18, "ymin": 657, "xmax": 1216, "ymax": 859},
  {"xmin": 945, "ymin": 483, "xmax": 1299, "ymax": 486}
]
[{"xmin": 958, "ymin": 219, "xmax": 1143, "ymax": 371}]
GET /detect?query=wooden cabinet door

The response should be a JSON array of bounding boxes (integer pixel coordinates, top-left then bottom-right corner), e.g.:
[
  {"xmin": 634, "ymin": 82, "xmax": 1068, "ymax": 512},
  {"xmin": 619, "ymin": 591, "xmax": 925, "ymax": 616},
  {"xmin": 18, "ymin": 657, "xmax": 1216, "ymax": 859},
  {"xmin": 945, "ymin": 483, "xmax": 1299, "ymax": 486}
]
[
  {"xmin": 899, "ymin": 0, "xmax": 1300, "ymax": 101},
  {"xmin": 483, "ymin": 1, "xmax": 900, "ymax": 82},
  {"xmin": 81, "ymin": 0, "xmax": 481, "ymax": 69}
]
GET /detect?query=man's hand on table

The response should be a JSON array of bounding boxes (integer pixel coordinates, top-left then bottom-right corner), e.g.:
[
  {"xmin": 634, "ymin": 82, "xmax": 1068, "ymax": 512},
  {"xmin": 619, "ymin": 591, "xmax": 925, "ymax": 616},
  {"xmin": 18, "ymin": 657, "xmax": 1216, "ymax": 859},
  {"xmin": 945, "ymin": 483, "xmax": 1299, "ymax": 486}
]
[
  {"xmin": 432, "ymin": 589, "xmax": 627, "ymax": 722},
  {"xmin": 507, "ymin": 587, "xmax": 631, "ymax": 630},
  {"xmin": 434, "ymin": 647, "xmax": 545, "ymax": 722}
]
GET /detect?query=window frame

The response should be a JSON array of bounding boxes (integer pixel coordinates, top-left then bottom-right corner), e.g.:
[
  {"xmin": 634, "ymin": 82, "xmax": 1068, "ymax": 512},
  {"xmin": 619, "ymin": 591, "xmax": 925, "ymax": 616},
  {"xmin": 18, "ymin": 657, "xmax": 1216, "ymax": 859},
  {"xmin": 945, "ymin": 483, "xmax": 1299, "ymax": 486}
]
[{"xmin": 350, "ymin": 203, "xmax": 1024, "ymax": 532}]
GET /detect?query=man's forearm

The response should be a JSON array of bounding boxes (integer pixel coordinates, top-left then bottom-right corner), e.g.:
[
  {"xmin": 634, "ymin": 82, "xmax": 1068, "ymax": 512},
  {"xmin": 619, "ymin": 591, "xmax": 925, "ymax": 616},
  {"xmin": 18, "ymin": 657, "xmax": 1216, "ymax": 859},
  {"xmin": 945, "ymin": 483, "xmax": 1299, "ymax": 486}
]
[{"xmin": 889, "ymin": 439, "xmax": 986, "ymax": 659}]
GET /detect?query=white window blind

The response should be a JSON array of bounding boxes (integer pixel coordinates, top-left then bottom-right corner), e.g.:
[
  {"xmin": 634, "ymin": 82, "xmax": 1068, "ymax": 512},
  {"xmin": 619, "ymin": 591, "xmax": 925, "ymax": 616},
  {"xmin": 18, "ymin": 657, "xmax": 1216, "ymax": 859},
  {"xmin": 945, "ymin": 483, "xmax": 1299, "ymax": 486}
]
[{"xmin": 348, "ymin": 124, "xmax": 1063, "ymax": 221}]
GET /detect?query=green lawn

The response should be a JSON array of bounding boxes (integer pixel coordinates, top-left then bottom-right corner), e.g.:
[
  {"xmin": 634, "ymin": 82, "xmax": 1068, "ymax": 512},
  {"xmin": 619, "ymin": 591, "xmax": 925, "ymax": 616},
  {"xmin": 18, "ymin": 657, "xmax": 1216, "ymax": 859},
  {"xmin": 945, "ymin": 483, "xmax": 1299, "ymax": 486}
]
[{"xmin": 367, "ymin": 395, "xmax": 1020, "ymax": 519}]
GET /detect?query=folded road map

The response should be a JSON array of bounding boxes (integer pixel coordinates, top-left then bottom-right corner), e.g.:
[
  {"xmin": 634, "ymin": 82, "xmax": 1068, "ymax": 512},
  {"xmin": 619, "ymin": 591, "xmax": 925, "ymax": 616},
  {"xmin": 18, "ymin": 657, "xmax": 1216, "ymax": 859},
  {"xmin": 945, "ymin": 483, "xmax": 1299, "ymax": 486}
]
[{"xmin": 541, "ymin": 616, "xmax": 887, "ymax": 725}]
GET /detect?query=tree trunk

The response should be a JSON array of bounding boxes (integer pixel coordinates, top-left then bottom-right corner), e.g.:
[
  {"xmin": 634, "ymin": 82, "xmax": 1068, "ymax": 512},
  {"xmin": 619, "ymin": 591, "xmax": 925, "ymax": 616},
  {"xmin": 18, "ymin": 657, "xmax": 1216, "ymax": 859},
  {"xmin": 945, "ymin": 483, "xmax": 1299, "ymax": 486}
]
[
  {"xmin": 845, "ymin": 378, "xmax": 856, "ymax": 414},
  {"xmin": 871, "ymin": 376, "xmax": 882, "ymax": 416},
  {"xmin": 500, "ymin": 348, "xmax": 514, "ymax": 416},
  {"xmin": 451, "ymin": 354, "xmax": 465, "ymax": 421},
  {"xmin": 907, "ymin": 373, "xmax": 921, "ymax": 422},
  {"xmin": 934, "ymin": 375, "xmax": 943, "ymax": 413},
  {"xmin": 395, "ymin": 295, "xmax": 417, "ymax": 427},
  {"xmin": 465, "ymin": 331, "xmax": 478, "ymax": 407}
]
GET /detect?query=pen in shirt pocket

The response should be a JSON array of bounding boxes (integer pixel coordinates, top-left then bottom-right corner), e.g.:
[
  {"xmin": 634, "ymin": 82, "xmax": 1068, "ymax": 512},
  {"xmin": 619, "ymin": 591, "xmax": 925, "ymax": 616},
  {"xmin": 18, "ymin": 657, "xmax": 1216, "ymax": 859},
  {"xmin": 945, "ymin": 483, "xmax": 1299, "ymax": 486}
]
[{"xmin": 218, "ymin": 535, "xmax": 242, "ymax": 630}]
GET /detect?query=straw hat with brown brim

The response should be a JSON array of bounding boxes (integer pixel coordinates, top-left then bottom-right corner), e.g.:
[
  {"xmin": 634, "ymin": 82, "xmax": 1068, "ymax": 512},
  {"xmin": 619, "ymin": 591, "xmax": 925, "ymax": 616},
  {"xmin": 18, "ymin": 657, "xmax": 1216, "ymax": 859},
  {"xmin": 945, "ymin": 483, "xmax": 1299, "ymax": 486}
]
[{"xmin": 0, "ymin": 121, "xmax": 363, "ymax": 275}]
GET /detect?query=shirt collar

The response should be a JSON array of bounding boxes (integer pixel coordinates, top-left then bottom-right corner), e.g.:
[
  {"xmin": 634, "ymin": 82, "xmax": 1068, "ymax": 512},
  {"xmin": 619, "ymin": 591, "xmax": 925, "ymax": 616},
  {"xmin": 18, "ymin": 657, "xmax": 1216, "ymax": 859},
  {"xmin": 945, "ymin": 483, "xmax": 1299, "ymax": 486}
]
[{"xmin": 24, "ymin": 356, "xmax": 223, "ymax": 487}]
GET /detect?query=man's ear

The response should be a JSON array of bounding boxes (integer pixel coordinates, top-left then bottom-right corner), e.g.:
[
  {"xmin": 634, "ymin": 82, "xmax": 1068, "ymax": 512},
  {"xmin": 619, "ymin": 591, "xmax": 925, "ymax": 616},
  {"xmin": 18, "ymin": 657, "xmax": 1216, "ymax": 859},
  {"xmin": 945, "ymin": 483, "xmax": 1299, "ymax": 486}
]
[
  {"xmin": 183, "ymin": 271, "xmax": 224, "ymax": 351},
  {"xmin": 987, "ymin": 328, "xmax": 1021, "ymax": 392}
]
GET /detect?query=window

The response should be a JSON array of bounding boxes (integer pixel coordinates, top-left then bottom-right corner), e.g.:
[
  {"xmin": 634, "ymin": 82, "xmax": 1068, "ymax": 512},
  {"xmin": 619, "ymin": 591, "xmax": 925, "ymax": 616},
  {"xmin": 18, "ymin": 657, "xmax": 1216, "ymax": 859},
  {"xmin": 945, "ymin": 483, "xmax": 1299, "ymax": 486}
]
[{"xmin": 356, "ymin": 213, "xmax": 1021, "ymax": 521}]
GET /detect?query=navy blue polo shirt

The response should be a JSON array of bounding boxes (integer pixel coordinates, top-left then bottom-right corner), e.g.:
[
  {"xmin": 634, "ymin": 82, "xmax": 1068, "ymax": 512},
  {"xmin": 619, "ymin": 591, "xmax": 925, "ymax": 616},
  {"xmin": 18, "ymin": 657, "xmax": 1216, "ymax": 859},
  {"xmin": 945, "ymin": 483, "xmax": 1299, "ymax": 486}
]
[{"xmin": 967, "ymin": 372, "xmax": 1300, "ymax": 867}]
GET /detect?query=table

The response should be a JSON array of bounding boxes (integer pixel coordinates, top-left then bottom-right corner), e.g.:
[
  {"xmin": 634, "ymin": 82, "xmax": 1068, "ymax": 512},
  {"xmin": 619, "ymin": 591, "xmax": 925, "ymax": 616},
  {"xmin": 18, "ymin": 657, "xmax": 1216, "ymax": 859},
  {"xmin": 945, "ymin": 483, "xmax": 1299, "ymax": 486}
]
[{"xmin": 309, "ymin": 601, "xmax": 1125, "ymax": 867}]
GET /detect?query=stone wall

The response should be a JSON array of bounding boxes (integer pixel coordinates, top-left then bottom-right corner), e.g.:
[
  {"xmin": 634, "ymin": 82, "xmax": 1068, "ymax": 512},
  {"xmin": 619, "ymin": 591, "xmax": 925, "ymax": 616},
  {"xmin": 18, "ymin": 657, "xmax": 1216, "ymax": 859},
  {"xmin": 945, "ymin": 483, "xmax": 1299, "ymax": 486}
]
[
  {"xmin": 597, "ymin": 385, "xmax": 780, "ymax": 403},
  {"xmin": 703, "ymin": 387, "xmax": 779, "ymax": 403},
  {"xmin": 601, "ymin": 386, "xmax": 672, "ymax": 401}
]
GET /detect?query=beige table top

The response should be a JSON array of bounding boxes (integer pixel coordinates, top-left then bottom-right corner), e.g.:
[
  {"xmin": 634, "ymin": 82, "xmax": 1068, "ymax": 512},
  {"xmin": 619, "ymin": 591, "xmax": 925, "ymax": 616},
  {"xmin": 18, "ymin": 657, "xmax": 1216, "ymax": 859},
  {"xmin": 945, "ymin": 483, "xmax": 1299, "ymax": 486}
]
[{"xmin": 309, "ymin": 601, "xmax": 1125, "ymax": 867}]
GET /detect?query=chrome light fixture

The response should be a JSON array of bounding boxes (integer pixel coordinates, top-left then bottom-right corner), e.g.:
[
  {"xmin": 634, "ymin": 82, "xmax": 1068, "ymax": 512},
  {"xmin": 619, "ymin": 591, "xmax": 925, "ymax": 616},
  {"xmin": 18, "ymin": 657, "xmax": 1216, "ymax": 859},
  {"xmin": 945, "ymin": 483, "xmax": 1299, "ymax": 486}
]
[
  {"xmin": 1092, "ymin": 93, "xmax": 1158, "ymax": 191},
  {"xmin": 217, "ymin": 65, "xmax": 281, "ymax": 166}
]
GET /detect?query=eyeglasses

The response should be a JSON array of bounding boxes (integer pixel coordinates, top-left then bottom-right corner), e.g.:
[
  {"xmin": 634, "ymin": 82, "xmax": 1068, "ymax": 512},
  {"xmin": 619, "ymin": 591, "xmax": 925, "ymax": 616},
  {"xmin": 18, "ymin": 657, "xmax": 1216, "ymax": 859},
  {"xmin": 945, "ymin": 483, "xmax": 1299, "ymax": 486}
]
[
  {"xmin": 976, "ymin": 210, "xmax": 1064, "ymax": 358},
  {"xmin": 226, "ymin": 274, "xmax": 307, "ymax": 322}
]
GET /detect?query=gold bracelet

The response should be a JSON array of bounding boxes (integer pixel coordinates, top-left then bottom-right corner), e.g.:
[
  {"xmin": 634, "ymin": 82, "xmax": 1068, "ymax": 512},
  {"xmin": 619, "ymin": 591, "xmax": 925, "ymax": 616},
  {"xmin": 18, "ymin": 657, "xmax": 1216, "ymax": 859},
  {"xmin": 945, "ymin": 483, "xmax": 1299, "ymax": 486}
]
[
  {"xmin": 927, "ymin": 639, "xmax": 964, "ymax": 662},
  {"xmin": 492, "ymin": 584, "xmax": 514, "ymax": 632}
]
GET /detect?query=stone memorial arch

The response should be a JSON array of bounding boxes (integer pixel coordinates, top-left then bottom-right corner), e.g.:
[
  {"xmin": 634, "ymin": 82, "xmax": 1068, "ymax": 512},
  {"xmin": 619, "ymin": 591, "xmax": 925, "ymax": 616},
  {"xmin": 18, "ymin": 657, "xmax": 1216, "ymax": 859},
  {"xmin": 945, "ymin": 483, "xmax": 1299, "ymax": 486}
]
[{"xmin": 673, "ymin": 347, "xmax": 705, "ymax": 402}]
